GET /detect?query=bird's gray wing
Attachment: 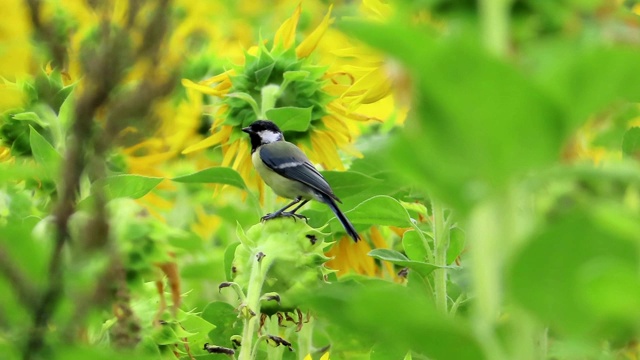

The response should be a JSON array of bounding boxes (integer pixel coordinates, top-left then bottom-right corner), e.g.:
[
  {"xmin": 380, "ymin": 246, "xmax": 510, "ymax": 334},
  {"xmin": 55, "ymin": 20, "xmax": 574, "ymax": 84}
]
[{"xmin": 259, "ymin": 141, "xmax": 340, "ymax": 202}]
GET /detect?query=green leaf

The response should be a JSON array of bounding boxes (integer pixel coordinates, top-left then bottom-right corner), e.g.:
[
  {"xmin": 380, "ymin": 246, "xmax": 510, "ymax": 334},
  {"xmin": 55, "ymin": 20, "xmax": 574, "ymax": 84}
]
[
  {"xmin": 58, "ymin": 346, "xmax": 160, "ymax": 360},
  {"xmin": 300, "ymin": 281, "xmax": 485, "ymax": 360},
  {"xmin": 202, "ymin": 302, "xmax": 239, "ymax": 347},
  {"xmin": 167, "ymin": 231, "xmax": 203, "ymax": 252},
  {"xmin": 622, "ymin": 127, "xmax": 640, "ymax": 157},
  {"xmin": 13, "ymin": 112, "xmax": 47, "ymax": 127},
  {"xmin": 235, "ymin": 221, "xmax": 254, "ymax": 248},
  {"xmin": 224, "ymin": 242, "xmax": 241, "ymax": 281},
  {"xmin": 57, "ymin": 87, "xmax": 75, "ymax": 127},
  {"xmin": 226, "ymin": 92, "xmax": 260, "ymax": 118},
  {"xmin": 371, "ymin": 343, "xmax": 408, "ymax": 360},
  {"xmin": 402, "ymin": 230, "xmax": 429, "ymax": 262},
  {"xmin": 283, "ymin": 70, "xmax": 309, "ymax": 81},
  {"xmin": 542, "ymin": 48, "xmax": 640, "ymax": 128},
  {"xmin": 343, "ymin": 195, "xmax": 413, "ymax": 227},
  {"xmin": 151, "ymin": 325, "xmax": 181, "ymax": 345},
  {"xmin": 321, "ymin": 171, "xmax": 382, "ymax": 199},
  {"xmin": 172, "ymin": 167, "xmax": 247, "ymax": 189},
  {"xmin": 29, "ymin": 125, "xmax": 62, "ymax": 175},
  {"xmin": 93, "ymin": 174, "xmax": 163, "ymax": 199},
  {"xmin": 369, "ymin": 249, "xmax": 438, "ymax": 277},
  {"xmin": 508, "ymin": 207, "xmax": 640, "ymax": 336},
  {"xmin": 265, "ymin": 106, "xmax": 313, "ymax": 132},
  {"xmin": 172, "ymin": 323, "xmax": 198, "ymax": 338},
  {"xmin": 447, "ymin": 227, "xmax": 465, "ymax": 265},
  {"xmin": 341, "ymin": 20, "xmax": 564, "ymax": 212},
  {"xmin": 0, "ymin": 163, "xmax": 43, "ymax": 182},
  {"xmin": 179, "ymin": 312, "xmax": 216, "ymax": 343},
  {"xmin": 254, "ymin": 62, "xmax": 275, "ymax": 86},
  {"xmin": 0, "ymin": 221, "xmax": 49, "ymax": 283}
]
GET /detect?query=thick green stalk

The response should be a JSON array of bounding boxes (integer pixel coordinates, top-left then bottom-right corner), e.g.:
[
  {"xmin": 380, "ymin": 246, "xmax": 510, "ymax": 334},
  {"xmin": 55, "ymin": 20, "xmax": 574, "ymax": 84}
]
[
  {"xmin": 473, "ymin": 1, "xmax": 512, "ymax": 358},
  {"xmin": 266, "ymin": 316, "xmax": 283, "ymax": 360},
  {"xmin": 479, "ymin": 0, "xmax": 511, "ymax": 56},
  {"xmin": 296, "ymin": 317, "xmax": 314, "ymax": 360},
  {"xmin": 239, "ymin": 255, "xmax": 273, "ymax": 360},
  {"xmin": 432, "ymin": 201, "xmax": 450, "ymax": 314},
  {"xmin": 260, "ymin": 85, "xmax": 280, "ymax": 119},
  {"xmin": 468, "ymin": 198, "xmax": 506, "ymax": 360}
]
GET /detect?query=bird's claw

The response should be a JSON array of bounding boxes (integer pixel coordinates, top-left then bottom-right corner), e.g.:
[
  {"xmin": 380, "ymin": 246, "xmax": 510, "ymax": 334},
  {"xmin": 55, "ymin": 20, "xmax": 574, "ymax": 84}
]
[{"xmin": 261, "ymin": 212, "xmax": 308, "ymax": 223}]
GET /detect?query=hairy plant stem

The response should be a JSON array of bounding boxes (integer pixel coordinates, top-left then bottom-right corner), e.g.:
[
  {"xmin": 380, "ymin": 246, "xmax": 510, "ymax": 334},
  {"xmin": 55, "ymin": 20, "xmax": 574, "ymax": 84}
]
[
  {"xmin": 239, "ymin": 254, "xmax": 274, "ymax": 360},
  {"xmin": 432, "ymin": 201, "xmax": 450, "ymax": 314}
]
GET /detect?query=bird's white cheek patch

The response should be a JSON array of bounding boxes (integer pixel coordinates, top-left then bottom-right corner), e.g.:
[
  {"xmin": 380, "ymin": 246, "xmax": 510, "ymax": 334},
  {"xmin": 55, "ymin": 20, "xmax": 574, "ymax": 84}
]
[{"xmin": 258, "ymin": 130, "xmax": 283, "ymax": 144}]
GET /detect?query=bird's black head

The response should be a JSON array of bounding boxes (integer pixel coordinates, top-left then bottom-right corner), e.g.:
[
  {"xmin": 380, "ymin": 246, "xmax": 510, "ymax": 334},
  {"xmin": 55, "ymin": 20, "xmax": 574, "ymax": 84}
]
[{"xmin": 242, "ymin": 120, "xmax": 284, "ymax": 152}]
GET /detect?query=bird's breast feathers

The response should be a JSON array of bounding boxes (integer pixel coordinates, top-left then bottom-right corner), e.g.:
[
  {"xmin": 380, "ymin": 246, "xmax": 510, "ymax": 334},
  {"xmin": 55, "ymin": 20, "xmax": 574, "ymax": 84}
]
[{"xmin": 252, "ymin": 149, "xmax": 316, "ymax": 200}]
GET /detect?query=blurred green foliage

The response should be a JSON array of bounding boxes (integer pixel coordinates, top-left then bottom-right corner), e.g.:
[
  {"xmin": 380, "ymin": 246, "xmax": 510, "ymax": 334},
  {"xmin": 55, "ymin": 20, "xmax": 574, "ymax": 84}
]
[{"xmin": 4, "ymin": 1, "xmax": 640, "ymax": 360}]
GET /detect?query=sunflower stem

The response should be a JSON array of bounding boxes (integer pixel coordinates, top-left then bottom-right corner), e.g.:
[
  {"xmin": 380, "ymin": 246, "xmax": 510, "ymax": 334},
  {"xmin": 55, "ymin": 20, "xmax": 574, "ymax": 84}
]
[
  {"xmin": 480, "ymin": 0, "xmax": 511, "ymax": 56},
  {"xmin": 468, "ymin": 196, "xmax": 509, "ymax": 360},
  {"xmin": 473, "ymin": 1, "xmax": 512, "ymax": 357},
  {"xmin": 239, "ymin": 253, "xmax": 273, "ymax": 360},
  {"xmin": 296, "ymin": 316, "xmax": 314, "ymax": 360},
  {"xmin": 432, "ymin": 200, "xmax": 449, "ymax": 314},
  {"xmin": 260, "ymin": 85, "xmax": 281, "ymax": 119},
  {"xmin": 266, "ymin": 316, "xmax": 285, "ymax": 360}
]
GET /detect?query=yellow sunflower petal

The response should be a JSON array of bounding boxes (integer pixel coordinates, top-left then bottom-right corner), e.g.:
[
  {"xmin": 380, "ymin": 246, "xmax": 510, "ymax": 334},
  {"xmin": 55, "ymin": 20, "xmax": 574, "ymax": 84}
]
[
  {"xmin": 200, "ymin": 69, "xmax": 235, "ymax": 86},
  {"xmin": 331, "ymin": 46, "xmax": 380, "ymax": 62},
  {"xmin": 232, "ymin": 140, "xmax": 249, "ymax": 171},
  {"xmin": 361, "ymin": 0, "xmax": 394, "ymax": 20},
  {"xmin": 355, "ymin": 240, "xmax": 376, "ymax": 276},
  {"xmin": 311, "ymin": 132, "xmax": 343, "ymax": 170},
  {"xmin": 0, "ymin": 146, "xmax": 12, "ymax": 162},
  {"xmin": 322, "ymin": 116, "xmax": 355, "ymax": 147},
  {"xmin": 328, "ymin": 102, "xmax": 384, "ymax": 122},
  {"xmin": 296, "ymin": 4, "xmax": 333, "ymax": 58},
  {"xmin": 272, "ymin": 4, "xmax": 301, "ymax": 50},
  {"xmin": 121, "ymin": 138, "xmax": 162, "ymax": 155},
  {"xmin": 221, "ymin": 140, "xmax": 240, "ymax": 167},
  {"xmin": 342, "ymin": 68, "xmax": 391, "ymax": 107},
  {"xmin": 140, "ymin": 191, "xmax": 174, "ymax": 210},
  {"xmin": 181, "ymin": 78, "xmax": 229, "ymax": 96},
  {"xmin": 182, "ymin": 126, "xmax": 232, "ymax": 154},
  {"xmin": 0, "ymin": 82, "xmax": 24, "ymax": 110},
  {"xmin": 192, "ymin": 206, "xmax": 221, "ymax": 241}
]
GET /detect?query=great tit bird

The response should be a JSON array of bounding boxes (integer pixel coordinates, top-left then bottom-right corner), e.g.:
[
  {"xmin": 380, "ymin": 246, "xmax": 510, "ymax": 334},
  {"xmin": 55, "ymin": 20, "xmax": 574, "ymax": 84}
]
[{"xmin": 242, "ymin": 120, "xmax": 360, "ymax": 242}]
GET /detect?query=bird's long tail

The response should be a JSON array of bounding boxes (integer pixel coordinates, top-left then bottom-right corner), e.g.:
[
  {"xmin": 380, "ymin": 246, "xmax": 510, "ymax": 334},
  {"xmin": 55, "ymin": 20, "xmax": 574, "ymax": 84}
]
[{"xmin": 320, "ymin": 194, "xmax": 360, "ymax": 242}]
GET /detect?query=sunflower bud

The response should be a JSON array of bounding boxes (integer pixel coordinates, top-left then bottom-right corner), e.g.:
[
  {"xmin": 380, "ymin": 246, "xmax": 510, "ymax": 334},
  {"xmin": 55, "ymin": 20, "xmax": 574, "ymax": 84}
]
[{"xmin": 232, "ymin": 218, "xmax": 332, "ymax": 310}]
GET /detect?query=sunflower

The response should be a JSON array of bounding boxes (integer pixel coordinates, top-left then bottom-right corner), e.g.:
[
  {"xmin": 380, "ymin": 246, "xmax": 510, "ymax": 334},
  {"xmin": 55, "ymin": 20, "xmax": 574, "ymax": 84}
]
[
  {"xmin": 325, "ymin": 226, "xmax": 400, "ymax": 279},
  {"xmin": 181, "ymin": 4, "xmax": 404, "ymax": 201},
  {"xmin": 0, "ymin": 1, "xmax": 32, "ymax": 111}
]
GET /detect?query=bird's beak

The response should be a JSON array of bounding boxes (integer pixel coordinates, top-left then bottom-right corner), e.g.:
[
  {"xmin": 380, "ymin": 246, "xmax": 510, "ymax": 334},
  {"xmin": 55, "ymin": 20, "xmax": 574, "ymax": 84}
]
[{"xmin": 241, "ymin": 127, "xmax": 251, "ymax": 134}]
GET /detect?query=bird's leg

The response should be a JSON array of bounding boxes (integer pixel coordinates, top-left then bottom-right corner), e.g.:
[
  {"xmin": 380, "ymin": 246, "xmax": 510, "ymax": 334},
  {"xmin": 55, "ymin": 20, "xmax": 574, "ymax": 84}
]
[
  {"xmin": 261, "ymin": 197, "xmax": 307, "ymax": 222},
  {"xmin": 288, "ymin": 199, "xmax": 309, "ymax": 215},
  {"xmin": 278, "ymin": 199, "xmax": 310, "ymax": 222}
]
